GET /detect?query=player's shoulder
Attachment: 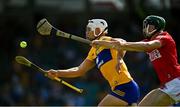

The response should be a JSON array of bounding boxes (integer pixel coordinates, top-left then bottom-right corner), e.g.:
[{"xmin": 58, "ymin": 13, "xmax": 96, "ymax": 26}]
[
  {"xmin": 158, "ymin": 31, "xmax": 171, "ymax": 37},
  {"xmin": 100, "ymin": 36, "xmax": 127, "ymax": 43},
  {"xmin": 156, "ymin": 31, "xmax": 172, "ymax": 40},
  {"xmin": 155, "ymin": 31, "xmax": 175, "ymax": 46}
]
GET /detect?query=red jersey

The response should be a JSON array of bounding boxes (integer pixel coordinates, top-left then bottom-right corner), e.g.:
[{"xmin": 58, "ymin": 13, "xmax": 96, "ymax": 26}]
[{"xmin": 146, "ymin": 31, "xmax": 180, "ymax": 85}]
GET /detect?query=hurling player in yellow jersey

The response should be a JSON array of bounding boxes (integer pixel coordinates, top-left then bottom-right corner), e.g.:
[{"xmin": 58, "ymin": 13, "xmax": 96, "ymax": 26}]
[{"xmin": 46, "ymin": 19, "xmax": 140, "ymax": 106}]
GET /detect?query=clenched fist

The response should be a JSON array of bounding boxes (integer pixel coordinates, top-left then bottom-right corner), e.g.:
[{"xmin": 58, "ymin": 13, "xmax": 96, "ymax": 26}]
[{"xmin": 45, "ymin": 69, "xmax": 59, "ymax": 80}]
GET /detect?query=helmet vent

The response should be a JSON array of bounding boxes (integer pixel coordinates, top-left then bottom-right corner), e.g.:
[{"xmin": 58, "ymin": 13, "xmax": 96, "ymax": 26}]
[{"xmin": 100, "ymin": 21, "xmax": 104, "ymax": 25}]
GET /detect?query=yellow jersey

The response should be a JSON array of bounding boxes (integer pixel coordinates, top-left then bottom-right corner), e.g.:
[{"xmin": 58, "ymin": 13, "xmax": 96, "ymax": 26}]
[{"xmin": 86, "ymin": 36, "xmax": 133, "ymax": 90}]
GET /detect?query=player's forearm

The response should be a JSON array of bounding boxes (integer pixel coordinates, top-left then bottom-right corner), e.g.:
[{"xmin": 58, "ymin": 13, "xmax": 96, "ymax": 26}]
[
  {"xmin": 120, "ymin": 42, "xmax": 152, "ymax": 52},
  {"xmin": 56, "ymin": 67, "xmax": 84, "ymax": 78}
]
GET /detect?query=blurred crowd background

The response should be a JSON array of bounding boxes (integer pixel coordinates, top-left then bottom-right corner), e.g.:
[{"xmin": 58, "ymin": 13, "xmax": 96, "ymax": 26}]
[{"xmin": 0, "ymin": 0, "xmax": 180, "ymax": 106}]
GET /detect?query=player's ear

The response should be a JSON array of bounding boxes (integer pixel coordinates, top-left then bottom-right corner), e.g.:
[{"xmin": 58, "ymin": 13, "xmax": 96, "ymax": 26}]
[{"xmin": 95, "ymin": 27, "xmax": 101, "ymax": 36}]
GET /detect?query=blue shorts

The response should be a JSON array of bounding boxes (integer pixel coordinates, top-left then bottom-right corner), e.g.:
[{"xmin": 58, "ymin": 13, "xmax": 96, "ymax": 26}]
[{"xmin": 110, "ymin": 80, "xmax": 140, "ymax": 105}]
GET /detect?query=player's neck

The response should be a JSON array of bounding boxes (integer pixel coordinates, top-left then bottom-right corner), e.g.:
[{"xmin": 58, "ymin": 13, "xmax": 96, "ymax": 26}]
[{"xmin": 151, "ymin": 31, "xmax": 163, "ymax": 40}]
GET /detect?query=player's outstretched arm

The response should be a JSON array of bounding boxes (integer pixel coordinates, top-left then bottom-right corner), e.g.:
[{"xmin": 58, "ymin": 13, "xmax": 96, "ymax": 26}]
[
  {"xmin": 92, "ymin": 38, "xmax": 162, "ymax": 52},
  {"xmin": 118, "ymin": 40, "xmax": 162, "ymax": 52},
  {"xmin": 46, "ymin": 59, "xmax": 95, "ymax": 79}
]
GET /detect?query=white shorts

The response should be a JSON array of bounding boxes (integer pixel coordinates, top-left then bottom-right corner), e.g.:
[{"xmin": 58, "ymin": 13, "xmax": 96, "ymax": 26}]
[{"xmin": 159, "ymin": 77, "xmax": 180, "ymax": 103}]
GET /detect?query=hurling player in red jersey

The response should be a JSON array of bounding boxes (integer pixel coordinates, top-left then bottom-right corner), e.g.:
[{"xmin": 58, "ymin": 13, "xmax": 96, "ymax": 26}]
[{"xmin": 91, "ymin": 15, "xmax": 180, "ymax": 106}]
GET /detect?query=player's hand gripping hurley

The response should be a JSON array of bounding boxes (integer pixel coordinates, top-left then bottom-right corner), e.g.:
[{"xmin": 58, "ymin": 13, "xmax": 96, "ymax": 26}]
[
  {"xmin": 37, "ymin": 18, "xmax": 91, "ymax": 44},
  {"xmin": 15, "ymin": 56, "xmax": 83, "ymax": 93}
]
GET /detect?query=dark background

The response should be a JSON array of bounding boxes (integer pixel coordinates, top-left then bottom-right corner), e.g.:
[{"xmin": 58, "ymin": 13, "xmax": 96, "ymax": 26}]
[{"xmin": 0, "ymin": 0, "xmax": 180, "ymax": 106}]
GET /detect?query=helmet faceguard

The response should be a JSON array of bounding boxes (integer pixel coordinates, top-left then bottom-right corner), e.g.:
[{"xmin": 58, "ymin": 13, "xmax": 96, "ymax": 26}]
[
  {"xmin": 143, "ymin": 15, "xmax": 166, "ymax": 38},
  {"xmin": 87, "ymin": 19, "xmax": 108, "ymax": 37}
]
